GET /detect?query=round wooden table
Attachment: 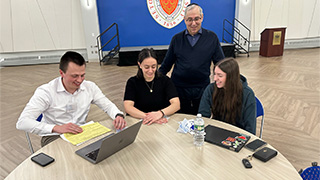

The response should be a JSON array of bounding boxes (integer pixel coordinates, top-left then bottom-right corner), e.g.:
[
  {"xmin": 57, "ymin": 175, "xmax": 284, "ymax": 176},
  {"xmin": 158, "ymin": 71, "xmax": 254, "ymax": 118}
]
[{"xmin": 6, "ymin": 114, "xmax": 301, "ymax": 179}]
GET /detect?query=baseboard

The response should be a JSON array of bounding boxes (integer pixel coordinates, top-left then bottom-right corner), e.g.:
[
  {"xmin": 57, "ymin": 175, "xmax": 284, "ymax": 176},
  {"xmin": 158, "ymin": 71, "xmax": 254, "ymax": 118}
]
[
  {"xmin": 249, "ymin": 36, "xmax": 320, "ymax": 51},
  {"xmin": 0, "ymin": 49, "xmax": 87, "ymax": 67}
]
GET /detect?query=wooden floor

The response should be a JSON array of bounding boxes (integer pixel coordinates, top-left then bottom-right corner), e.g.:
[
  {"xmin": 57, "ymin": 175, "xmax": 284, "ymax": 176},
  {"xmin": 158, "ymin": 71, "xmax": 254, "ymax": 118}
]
[{"xmin": 1, "ymin": 48, "xmax": 319, "ymax": 179}]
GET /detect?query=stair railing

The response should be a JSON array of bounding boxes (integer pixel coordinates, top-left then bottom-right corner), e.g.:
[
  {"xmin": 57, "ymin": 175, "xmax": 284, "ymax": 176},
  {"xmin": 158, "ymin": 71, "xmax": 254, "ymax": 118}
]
[
  {"xmin": 222, "ymin": 18, "xmax": 251, "ymax": 57},
  {"xmin": 96, "ymin": 23, "xmax": 120, "ymax": 65}
]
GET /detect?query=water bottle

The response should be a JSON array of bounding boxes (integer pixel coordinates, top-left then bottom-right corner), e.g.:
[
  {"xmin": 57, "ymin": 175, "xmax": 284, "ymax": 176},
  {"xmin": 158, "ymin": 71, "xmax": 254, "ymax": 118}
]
[{"xmin": 194, "ymin": 113, "xmax": 205, "ymax": 147}]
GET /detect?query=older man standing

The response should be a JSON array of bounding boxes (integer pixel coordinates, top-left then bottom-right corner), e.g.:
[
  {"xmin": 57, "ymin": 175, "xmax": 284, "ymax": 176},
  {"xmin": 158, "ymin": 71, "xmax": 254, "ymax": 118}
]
[{"xmin": 159, "ymin": 3, "xmax": 225, "ymax": 115}]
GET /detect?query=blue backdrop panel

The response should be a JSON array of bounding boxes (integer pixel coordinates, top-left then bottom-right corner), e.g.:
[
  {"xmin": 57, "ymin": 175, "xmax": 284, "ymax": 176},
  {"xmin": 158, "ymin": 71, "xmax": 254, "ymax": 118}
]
[{"xmin": 96, "ymin": 0, "xmax": 235, "ymax": 49}]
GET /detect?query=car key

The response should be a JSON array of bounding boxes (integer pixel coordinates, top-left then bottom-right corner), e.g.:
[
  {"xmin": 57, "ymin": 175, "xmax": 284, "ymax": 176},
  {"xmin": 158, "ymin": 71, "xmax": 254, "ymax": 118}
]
[{"xmin": 242, "ymin": 158, "xmax": 252, "ymax": 168}]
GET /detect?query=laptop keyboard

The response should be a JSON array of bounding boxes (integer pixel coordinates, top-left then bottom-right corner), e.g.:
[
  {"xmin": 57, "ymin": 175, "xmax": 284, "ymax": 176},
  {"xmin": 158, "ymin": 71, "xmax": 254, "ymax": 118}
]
[{"xmin": 85, "ymin": 149, "xmax": 100, "ymax": 161}]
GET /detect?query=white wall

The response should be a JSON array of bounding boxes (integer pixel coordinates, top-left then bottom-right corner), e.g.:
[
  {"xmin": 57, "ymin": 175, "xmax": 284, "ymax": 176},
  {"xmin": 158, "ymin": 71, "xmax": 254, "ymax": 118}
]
[
  {"xmin": 236, "ymin": 0, "xmax": 319, "ymax": 51},
  {"xmin": 0, "ymin": 0, "xmax": 85, "ymax": 52},
  {"xmin": 0, "ymin": 0, "xmax": 86, "ymax": 66},
  {"xmin": 79, "ymin": 0, "xmax": 100, "ymax": 61},
  {"xmin": 251, "ymin": 0, "xmax": 320, "ymax": 50},
  {"xmin": 252, "ymin": 0, "xmax": 320, "ymax": 39},
  {"xmin": 235, "ymin": 0, "xmax": 253, "ymax": 52}
]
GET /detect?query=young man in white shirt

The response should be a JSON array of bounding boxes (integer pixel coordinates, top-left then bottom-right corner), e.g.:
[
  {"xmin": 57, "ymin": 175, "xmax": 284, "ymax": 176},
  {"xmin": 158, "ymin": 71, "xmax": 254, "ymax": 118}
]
[{"xmin": 17, "ymin": 51, "xmax": 126, "ymax": 146}]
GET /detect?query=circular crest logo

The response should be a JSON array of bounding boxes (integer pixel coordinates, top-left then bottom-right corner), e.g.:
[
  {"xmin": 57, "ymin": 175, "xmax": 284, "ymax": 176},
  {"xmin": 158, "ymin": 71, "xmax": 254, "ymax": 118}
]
[{"xmin": 147, "ymin": 0, "xmax": 191, "ymax": 29}]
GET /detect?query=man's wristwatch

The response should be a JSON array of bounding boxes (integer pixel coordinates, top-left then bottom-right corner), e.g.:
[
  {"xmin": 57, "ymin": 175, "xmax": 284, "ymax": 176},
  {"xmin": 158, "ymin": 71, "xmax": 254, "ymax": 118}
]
[{"xmin": 115, "ymin": 113, "xmax": 125, "ymax": 119}]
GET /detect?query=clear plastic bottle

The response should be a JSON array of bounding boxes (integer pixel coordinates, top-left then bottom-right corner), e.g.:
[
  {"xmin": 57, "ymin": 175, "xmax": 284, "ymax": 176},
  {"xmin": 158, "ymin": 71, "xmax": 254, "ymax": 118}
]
[{"xmin": 194, "ymin": 113, "xmax": 205, "ymax": 147}]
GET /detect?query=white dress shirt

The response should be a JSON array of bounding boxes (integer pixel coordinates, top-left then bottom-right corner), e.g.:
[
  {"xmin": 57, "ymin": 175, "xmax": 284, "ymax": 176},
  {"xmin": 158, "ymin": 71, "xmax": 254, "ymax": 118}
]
[{"xmin": 16, "ymin": 77, "xmax": 123, "ymax": 136}]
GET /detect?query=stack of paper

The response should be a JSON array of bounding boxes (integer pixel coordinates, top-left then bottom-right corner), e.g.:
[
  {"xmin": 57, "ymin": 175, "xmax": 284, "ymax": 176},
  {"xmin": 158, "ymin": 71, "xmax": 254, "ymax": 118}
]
[{"xmin": 61, "ymin": 121, "xmax": 111, "ymax": 146}]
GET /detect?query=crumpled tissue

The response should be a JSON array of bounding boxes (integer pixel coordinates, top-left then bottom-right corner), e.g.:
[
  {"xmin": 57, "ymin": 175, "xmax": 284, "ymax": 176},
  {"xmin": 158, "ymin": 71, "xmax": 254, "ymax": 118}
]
[{"xmin": 177, "ymin": 118, "xmax": 194, "ymax": 134}]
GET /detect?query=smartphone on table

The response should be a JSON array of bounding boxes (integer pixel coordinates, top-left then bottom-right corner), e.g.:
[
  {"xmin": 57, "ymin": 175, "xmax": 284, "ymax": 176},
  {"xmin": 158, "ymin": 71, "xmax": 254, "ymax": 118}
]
[
  {"xmin": 245, "ymin": 139, "xmax": 267, "ymax": 151},
  {"xmin": 31, "ymin": 152, "xmax": 55, "ymax": 167}
]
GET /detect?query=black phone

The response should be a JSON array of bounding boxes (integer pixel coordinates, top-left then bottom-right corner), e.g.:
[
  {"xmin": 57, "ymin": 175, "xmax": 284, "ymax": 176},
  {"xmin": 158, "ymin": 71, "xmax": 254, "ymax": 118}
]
[
  {"xmin": 31, "ymin": 153, "xmax": 55, "ymax": 167},
  {"xmin": 245, "ymin": 139, "xmax": 267, "ymax": 151}
]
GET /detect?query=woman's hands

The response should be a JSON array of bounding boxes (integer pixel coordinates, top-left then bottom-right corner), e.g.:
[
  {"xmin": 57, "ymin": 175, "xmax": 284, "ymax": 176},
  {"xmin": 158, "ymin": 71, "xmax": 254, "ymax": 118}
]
[{"xmin": 142, "ymin": 111, "xmax": 168, "ymax": 125}]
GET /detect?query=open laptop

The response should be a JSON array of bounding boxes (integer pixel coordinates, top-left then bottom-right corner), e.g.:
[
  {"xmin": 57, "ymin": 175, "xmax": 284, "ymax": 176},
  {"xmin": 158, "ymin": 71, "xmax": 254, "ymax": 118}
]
[
  {"xmin": 204, "ymin": 125, "xmax": 250, "ymax": 152},
  {"xmin": 76, "ymin": 120, "xmax": 142, "ymax": 164}
]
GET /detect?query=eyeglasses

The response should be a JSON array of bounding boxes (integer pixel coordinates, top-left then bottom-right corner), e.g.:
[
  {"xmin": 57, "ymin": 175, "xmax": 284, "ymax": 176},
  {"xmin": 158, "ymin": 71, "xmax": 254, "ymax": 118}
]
[{"xmin": 186, "ymin": 17, "xmax": 202, "ymax": 23}]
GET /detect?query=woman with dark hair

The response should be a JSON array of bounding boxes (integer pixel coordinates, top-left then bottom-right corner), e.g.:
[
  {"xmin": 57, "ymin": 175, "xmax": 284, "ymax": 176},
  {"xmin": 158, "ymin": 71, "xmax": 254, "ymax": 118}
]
[
  {"xmin": 198, "ymin": 58, "xmax": 256, "ymax": 134},
  {"xmin": 124, "ymin": 48, "xmax": 180, "ymax": 125}
]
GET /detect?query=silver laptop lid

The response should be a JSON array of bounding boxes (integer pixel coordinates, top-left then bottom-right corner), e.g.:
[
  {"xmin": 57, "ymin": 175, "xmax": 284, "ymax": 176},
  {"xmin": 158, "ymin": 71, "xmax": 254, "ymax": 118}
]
[{"xmin": 76, "ymin": 120, "xmax": 142, "ymax": 164}]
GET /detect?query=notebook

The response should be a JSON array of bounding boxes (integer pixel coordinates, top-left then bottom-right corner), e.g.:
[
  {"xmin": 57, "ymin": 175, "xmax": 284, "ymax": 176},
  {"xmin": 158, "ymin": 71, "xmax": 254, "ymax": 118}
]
[
  {"xmin": 76, "ymin": 120, "xmax": 142, "ymax": 164},
  {"xmin": 204, "ymin": 125, "xmax": 250, "ymax": 152}
]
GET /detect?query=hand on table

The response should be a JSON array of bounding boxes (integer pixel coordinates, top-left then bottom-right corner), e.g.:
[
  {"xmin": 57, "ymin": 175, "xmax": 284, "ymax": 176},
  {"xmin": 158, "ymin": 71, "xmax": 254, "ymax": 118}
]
[
  {"xmin": 52, "ymin": 123, "xmax": 83, "ymax": 134},
  {"xmin": 153, "ymin": 117, "xmax": 168, "ymax": 124},
  {"xmin": 113, "ymin": 116, "xmax": 127, "ymax": 130},
  {"xmin": 143, "ymin": 111, "xmax": 167, "ymax": 125}
]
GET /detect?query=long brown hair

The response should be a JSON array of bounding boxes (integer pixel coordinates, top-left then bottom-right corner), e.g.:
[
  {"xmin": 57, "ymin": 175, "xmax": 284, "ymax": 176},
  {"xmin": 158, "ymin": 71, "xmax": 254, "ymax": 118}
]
[{"xmin": 211, "ymin": 58, "xmax": 242, "ymax": 125}]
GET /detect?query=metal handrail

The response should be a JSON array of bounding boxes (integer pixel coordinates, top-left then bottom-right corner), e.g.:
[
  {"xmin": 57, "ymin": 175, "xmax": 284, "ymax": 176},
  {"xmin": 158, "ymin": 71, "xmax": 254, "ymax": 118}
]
[
  {"xmin": 222, "ymin": 18, "xmax": 251, "ymax": 57},
  {"xmin": 96, "ymin": 23, "xmax": 120, "ymax": 65},
  {"xmin": 234, "ymin": 18, "xmax": 251, "ymax": 52}
]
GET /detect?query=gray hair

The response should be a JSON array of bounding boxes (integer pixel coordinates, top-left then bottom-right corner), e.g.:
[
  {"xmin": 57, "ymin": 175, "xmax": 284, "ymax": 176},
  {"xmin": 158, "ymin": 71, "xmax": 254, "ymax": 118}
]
[{"xmin": 184, "ymin": 4, "xmax": 203, "ymax": 17}]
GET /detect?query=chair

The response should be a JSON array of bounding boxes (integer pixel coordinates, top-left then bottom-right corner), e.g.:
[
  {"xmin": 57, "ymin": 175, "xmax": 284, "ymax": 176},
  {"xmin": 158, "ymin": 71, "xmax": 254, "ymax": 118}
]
[
  {"xmin": 300, "ymin": 162, "xmax": 320, "ymax": 180},
  {"xmin": 25, "ymin": 114, "xmax": 42, "ymax": 154},
  {"xmin": 255, "ymin": 97, "xmax": 264, "ymax": 138}
]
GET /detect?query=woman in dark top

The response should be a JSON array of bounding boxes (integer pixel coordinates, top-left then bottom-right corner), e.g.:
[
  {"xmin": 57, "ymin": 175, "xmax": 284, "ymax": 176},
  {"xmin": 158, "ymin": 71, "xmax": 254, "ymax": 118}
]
[
  {"xmin": 124, "ymin": 48, "xmax": 180, "ymax": 125},
  {"xmin": 198, "ymin": 58, "xmax": 256, "ymax": 134}
]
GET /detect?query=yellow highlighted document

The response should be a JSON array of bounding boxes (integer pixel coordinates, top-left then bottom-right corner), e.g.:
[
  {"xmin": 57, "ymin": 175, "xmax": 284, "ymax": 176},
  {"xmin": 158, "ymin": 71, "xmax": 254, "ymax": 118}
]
[{"xmin": 63, "ymin": 122, "xmax": 111, "ymax": 145}]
